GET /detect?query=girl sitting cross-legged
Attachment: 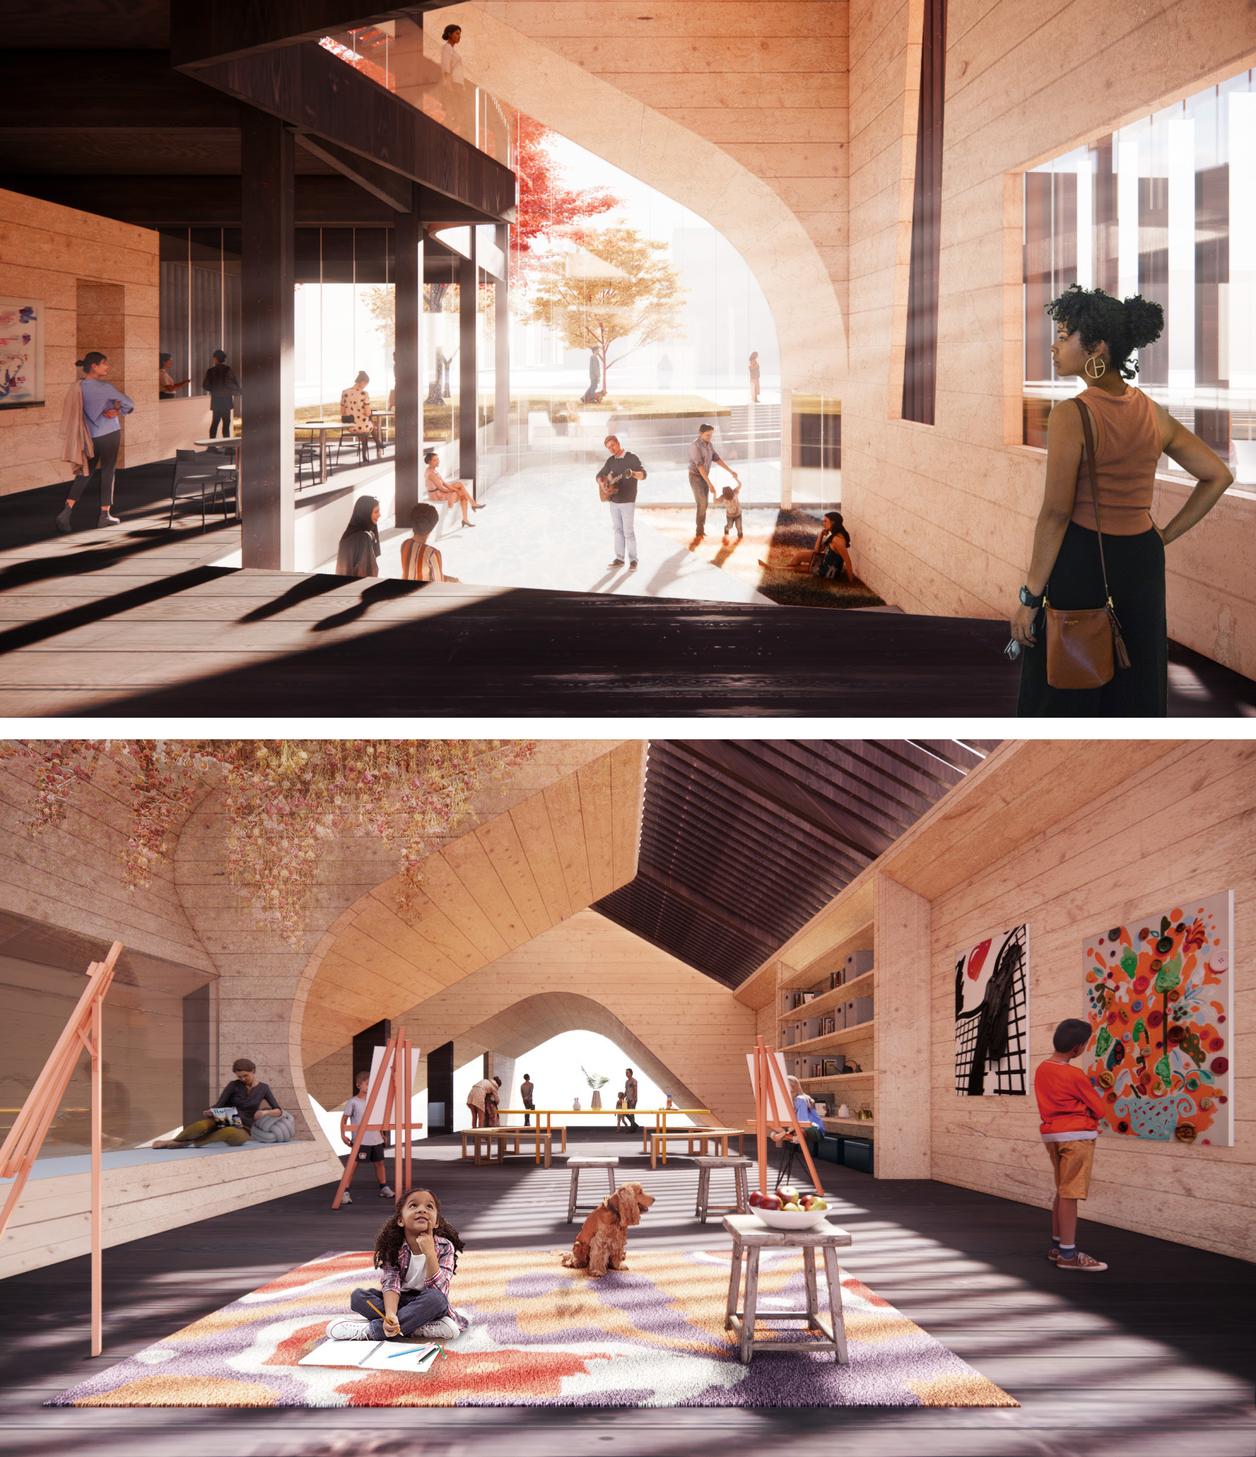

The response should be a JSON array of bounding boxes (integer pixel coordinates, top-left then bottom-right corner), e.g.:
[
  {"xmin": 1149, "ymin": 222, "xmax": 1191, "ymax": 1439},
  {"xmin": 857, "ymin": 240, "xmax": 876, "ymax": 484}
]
[{"xmin": 326, "ymin": 1187, "xmax": 469, "ymax": 1343}]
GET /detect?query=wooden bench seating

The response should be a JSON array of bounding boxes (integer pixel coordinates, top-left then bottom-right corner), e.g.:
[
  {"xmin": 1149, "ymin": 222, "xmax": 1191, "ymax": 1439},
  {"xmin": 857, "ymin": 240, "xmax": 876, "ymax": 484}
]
[{"xmin": 645, "ymin": 1126, "xmax": 745, "ymax": 1168}]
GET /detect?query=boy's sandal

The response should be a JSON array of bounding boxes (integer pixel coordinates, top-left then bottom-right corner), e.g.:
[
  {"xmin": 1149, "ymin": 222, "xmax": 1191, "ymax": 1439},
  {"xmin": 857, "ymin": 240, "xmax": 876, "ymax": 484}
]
[
  {"xmin": 1047, "ymin": 1247, "xmax": 1059, "ymax": 1261},
  {"xmin": 1057, "ymin": 1251, "xmax": 1107, "ymax": 1271}
]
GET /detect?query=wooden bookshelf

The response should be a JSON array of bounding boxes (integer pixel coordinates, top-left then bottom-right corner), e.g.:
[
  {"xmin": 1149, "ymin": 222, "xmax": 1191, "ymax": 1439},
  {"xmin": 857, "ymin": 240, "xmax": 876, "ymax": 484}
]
[
  {"xmin": 786, "ymin": 1019, "xmax": 875, "ymax": 1056},
  {"xmin": 823, "ymin": 1115, "xmax": 876, "ymax": 1132},
  {"xmin": 798, "ymin": 1071, "xmax": 874, "ymax": 1093},
  {"xmin": 779, "ymin": 968, "xmax": 874, "ymax": 1022}
]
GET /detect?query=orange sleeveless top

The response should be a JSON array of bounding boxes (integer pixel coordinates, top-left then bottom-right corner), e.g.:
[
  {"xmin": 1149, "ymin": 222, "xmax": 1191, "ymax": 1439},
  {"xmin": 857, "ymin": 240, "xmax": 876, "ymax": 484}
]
[{"xmin": 1070, "ymin": 386, "xmax": 1161, "ymax": 535}]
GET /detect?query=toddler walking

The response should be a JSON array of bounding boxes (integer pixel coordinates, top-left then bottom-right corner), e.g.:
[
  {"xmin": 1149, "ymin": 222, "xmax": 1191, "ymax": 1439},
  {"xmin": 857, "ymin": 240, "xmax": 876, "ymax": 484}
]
[
  {"xmin": 327, "ymin": 1187, "xmax": 469, "ymax": 1341},
  {"xmin": 1034, "ymin": 1018, "xmax": 1108, "ymax": 1271},
  {"xmin": 719, "ymin": 483, "xmax": 743, "ymax": 542}
]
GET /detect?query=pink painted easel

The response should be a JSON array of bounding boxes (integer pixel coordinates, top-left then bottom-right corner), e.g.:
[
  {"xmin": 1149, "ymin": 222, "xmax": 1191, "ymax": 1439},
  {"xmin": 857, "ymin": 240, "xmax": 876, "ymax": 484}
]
[
  {"xmin": 751, "ymin": 1036, "xmax": 825, "ymax": 1197},
  {"xmin": 331, "ymin": 1027, "xmax": 423, "ymax": 1208},
  {"xmin": 0, "ymin": 940, "xmax": 123, "ymax": 1356}
]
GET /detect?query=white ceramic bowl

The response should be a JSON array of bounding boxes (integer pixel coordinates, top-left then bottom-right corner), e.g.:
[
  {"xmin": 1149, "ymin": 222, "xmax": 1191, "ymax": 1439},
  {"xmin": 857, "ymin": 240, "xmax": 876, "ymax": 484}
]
[{"xmin": 750, "ymin": 1205, "xmax": 831, "ymax": 1231}]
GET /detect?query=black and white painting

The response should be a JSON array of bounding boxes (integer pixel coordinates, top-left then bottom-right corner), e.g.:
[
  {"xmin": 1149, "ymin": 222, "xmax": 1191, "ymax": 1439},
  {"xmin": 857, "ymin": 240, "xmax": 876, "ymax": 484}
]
[{"xmin": 953, "ymin": 924, "xmax": 1029, "ymax": 1096}]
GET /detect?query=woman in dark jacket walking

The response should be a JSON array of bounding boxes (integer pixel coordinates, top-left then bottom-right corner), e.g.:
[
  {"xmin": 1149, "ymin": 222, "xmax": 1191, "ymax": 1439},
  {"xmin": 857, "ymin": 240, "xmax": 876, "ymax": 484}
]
[
  {"xmin": 1010, "ymin": 285, "xmax": 1232, "ymax": 716},
  {"xmin": 202, "ymin": 349, "xmax": 240, "ymax": 439},
  {"xmin": 335, "ymin": 496, "xmax": 382, "ymax": 578}
]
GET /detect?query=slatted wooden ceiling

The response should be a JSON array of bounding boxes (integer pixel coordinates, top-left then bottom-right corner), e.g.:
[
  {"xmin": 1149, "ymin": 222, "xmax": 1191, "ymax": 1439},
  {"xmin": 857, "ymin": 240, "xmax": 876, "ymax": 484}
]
[{"xmin": 594, "ymin": 739, "xmax": 1000, "ymax": 989}]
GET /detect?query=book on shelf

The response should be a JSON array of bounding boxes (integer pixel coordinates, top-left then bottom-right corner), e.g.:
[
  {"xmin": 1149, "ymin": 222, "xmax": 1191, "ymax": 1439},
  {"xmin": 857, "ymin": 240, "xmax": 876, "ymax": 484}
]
[{"xmin": 821, "ymin": 1016, "xmax": 836, "ymax": 1036}]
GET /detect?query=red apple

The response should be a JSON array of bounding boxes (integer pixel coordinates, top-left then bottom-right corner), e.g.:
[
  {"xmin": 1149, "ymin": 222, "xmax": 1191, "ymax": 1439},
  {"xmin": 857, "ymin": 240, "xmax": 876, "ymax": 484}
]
[
  {"xmin": 747, "ymin": 1190, "xmax": 763, "ymax": 1207},
  {"xmin": 760, "ymin": 1194, "xmax": 782, "ymax": 1211},
  {"xmin": 778, "ymin": 1184, "xmax": 800, "ymax": 1203},
  {"xmin": 800, "ymin": 1195, "xmax": 815, "ymax": 1208}
]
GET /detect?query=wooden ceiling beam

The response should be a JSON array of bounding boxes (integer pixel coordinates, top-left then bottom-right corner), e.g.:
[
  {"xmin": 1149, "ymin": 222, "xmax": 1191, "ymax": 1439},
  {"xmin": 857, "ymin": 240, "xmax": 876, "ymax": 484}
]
[
  {"xmin": 170, "ymin": 1, "xmax": 459, "ymax": 67},
  {"xmin": 293, "ymin": 132, "xmax": 412, "ymax": 212}
]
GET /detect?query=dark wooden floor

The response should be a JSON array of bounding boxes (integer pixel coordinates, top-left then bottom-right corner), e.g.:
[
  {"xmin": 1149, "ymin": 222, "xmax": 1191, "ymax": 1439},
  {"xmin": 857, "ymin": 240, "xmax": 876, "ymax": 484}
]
[
  {"xmin": 1, "ymin": 1130, "xmax": 1252, "ymax": 1456},
  {"xmin": 2, "ymin": 471, "xmax": 1253, "ymax": 717}
]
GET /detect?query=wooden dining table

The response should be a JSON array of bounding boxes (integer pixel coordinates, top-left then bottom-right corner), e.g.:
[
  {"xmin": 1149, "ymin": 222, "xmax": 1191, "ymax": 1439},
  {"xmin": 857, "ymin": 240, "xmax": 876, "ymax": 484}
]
[{"xmin": 492, "ymin": 1107, "xmax": 713, "ymax": 1164}]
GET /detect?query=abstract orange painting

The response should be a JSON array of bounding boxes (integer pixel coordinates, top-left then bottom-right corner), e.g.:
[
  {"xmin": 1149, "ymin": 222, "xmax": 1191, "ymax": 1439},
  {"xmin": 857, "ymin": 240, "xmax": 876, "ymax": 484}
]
[{"xmin": 1083, "ymin": 890, "xmax": 1233, "ymax": 1146}]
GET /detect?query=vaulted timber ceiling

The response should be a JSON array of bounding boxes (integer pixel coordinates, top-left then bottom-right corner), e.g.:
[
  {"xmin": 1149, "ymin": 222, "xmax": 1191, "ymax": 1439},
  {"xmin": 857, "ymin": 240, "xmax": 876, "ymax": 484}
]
[{"xmin": 593, "ymin": 739, "xmax": 1001, "ymax": 989}]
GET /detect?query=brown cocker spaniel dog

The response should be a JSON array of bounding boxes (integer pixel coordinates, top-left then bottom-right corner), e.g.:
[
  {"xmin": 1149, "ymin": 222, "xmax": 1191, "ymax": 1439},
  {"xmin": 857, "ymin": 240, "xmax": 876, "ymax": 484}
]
[{"xmin": 562, "ymin": 1182, "xmax": 655, "ymax": 1278}]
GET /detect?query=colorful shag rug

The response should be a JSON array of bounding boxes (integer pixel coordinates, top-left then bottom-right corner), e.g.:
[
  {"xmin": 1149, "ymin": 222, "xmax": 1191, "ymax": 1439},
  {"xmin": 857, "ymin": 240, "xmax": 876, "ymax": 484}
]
[{"xmin": 49, "ymin": 1248, "xmax": 1017, "ymax": 1408}]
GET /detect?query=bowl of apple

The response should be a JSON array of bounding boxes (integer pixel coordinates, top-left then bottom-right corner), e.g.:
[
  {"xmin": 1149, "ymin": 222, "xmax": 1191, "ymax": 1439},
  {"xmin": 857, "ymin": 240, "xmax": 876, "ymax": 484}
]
[{"xmin": 747, "ymin": 1185, "xmax": 831, "ymax": 1229}]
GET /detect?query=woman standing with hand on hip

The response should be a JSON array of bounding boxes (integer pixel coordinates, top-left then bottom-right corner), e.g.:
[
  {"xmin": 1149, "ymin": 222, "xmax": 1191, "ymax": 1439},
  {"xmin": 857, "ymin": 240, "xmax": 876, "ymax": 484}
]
[{"xmin": 1010, "ymin": 285, "xmax": 1232, "ymax": 716}]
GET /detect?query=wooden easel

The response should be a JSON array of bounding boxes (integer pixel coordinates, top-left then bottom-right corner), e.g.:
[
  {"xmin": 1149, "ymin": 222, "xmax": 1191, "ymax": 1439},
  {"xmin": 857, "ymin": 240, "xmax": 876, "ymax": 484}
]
[
  {"xmin": 751, "ymin": 1035, "xmax": 825, "ymax": 1197},
  {"xmin": 0, "ymin": 941, "xmax": 124, "ymax": 1356},
  {"xmin": 332, "ymin": 1027, "xmax": 423, "ymax": 1209}
]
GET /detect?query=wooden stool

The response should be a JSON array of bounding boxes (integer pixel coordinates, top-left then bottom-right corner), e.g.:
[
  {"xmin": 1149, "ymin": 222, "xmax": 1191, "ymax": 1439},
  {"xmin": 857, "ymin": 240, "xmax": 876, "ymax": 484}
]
[
  {"xmin": 722, "ymin": 1213, "xmax": 852, "ymax": 1365},
  {"xmin": 694, "ymin": 1155, "xmax": 752, "ymax": 1222},
  {"xmin": 567, "ymin": 1156, "xmax": 618, "ymax": 1222}
]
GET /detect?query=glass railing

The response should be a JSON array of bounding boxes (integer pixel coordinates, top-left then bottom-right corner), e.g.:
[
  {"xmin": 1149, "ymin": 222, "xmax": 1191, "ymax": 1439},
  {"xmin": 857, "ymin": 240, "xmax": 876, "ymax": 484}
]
[{"xmin": 319, "ymin": 16, "xmax": 515, "ymax": 173}]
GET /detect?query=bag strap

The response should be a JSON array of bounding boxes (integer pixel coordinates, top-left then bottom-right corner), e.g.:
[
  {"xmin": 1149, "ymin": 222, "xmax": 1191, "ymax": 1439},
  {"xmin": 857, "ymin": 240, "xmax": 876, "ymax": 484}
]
[{"xmin": 1075, "ymin": 397, "xmax": 1114, "ymax": 607}]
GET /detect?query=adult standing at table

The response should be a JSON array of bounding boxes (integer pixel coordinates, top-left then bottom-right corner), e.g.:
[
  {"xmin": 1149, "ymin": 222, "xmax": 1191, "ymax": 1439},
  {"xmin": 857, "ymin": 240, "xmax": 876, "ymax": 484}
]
[
  {"xmin": 159, "ymin": 352, "xmax": 188, "ymax": 399},
  {"xmin": 55, "ymin": 351, "xmax": 133, "ymax": 533},
  {"xmin": 520, "ymin": 1072, "xmax": 535, "ymax": 1127},
  {"xmin": 597, "ymin": 433, "xmax": 647, "ymax": 572},
  {"xmin": 203, "ymin": 349, "xmax": 240, "ymax": 441},
  {"xmin": 687, "ymin": 423, "xmax": 740, "ymax": 541},
  {"xmin": 623, "ymin": 1067, "xmax": 639, "ymax": 1131},
  {"xmin": 466, "ymin": 1072, "xmax": 496, "ymax": 1129}
]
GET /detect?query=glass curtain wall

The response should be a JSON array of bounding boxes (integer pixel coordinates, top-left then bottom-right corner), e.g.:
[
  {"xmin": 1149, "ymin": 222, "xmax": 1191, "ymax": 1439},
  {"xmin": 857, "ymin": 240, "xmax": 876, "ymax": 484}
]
[
  {"xmin": 0, "ymin": 911, "xmax": 218, "ymax": 1158},
  {"xmin": 158, "ymin": 229, "xmax": 242, "ymax": 399},
  {"xmin": 1024, "ymin": 69, "xmax": 1255, "ymax": 488}
]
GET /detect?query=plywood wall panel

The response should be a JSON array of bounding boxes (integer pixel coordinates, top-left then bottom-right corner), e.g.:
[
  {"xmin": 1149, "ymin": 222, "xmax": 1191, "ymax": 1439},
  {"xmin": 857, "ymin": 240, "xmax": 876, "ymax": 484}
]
[{"xmin": 929, "ymin": 740, "xmax": 1255, "ymax": 1263}]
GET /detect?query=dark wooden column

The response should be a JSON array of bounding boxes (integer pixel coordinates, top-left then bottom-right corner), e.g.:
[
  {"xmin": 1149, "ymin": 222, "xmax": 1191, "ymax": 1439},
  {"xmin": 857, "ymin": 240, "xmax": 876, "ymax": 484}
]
[
  {"xmin": 459, "ymin": 230, "xmax": 477, "ymax": 495},
  {"xmin": 240, "ymin": 104, "xmax": 294, "ymax": 570},
  {"xmin": 394, "ymin": 185, "xmax": 423, "ymax": 525},
  {"xmin": 494, "ymin": 223, "xmax": 510, "ymax": 449}
]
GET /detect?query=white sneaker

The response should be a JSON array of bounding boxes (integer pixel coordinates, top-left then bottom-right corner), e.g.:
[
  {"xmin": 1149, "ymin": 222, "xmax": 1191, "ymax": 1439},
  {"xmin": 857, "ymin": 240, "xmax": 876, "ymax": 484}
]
[
  {"xmin": 338, "ymin": 1191, "xmax": 353, "ymax": 1205},
  {"xmin": 325, "ymin": 1317, "xmax": 372, "ymax": 1340},
  {"xmin": 413, "ymin": 1316, "xmax": 459, "ymax": 1340},
  {"xmin": 379, "ymin": 1185, "xmax": 395, "ymax": 1198}
]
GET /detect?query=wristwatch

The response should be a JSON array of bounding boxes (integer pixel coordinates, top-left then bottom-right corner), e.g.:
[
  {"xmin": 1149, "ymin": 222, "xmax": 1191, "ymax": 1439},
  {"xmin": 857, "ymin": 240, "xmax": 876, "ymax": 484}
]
[{"xmin": 1019, "ymin": 585, "xmax": 1044, "ymax": 608}]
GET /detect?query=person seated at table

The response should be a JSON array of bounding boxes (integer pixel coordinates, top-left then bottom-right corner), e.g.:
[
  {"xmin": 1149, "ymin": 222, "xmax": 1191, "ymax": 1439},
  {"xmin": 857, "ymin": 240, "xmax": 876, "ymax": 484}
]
[
  {"xmin": 152, "ymin": 1059, "xmax": 283, "ymax": 1147},
  {"xmin": 400, "ymin": 503, "xmax": 459, "ymax": 582},
  {"xmin": 335, "ymin": 495, "xmax": 381, "ymax": 578},
  {"xmin": 159, "ymin": 352, "xmax": 189, "ymax": 399},
  {"xmin": 340, "ymin": 371, "xmax": 383, "ymax": 458},
  {"xmin": 424, "ymin": 450, "xmax": 482, "ymax": 526}
]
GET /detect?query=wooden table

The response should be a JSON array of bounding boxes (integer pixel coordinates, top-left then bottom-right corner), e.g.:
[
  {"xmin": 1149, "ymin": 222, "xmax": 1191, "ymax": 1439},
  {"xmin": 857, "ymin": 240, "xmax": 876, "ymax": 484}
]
[
  {"xmin": 298, "ymin": 420, "xmax": 350, "ymax": 484},
  {"xmin": 646, "ymin": 1126, "xmax": 745, "ymax": 1168},
  {"xmin": 722, "ymin": 1212, "xmax": 852, "ymax": 1365},
  {"xmin": 494, "ymin": 1108, "xmax": 712, "ymax": 1165},
  {"xmin": 459, "ymin": 1129, "xmax": 507, "ymax": 1166}
]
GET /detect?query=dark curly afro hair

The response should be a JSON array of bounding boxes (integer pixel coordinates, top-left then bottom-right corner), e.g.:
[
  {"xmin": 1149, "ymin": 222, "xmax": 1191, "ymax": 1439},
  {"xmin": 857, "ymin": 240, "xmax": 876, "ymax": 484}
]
[{"xmin": 1046, "ymin": 284, "xmax": 1164, "ymax": 381}]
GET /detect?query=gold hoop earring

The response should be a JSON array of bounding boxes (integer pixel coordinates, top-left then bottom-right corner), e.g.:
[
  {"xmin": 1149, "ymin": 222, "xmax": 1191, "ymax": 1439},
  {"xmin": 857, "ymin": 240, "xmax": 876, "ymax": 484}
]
[{"xmin": 1084, "ymin": 356, "xmax": 1106, "ymax": 380}]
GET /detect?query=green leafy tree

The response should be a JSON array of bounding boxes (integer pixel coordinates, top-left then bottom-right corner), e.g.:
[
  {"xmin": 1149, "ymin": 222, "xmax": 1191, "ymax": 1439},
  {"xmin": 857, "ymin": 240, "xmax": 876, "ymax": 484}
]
[{"xmin": 524, "ymin": 226, "xmax": 687, "ymax": 395}]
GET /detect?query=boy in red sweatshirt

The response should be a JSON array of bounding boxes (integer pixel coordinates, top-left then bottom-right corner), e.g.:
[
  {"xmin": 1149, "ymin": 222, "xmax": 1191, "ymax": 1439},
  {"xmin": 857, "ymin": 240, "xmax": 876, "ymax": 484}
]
[{"xmin": 1033, "ymin": 1018, "xmax": 1108, "ymax": 1271}]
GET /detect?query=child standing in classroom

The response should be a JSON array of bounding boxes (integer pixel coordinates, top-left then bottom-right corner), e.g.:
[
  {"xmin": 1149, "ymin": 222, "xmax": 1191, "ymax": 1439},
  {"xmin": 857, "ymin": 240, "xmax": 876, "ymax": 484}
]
[
  {"xmin": 327, "ymin": 1188, "xmax": 468, "ymax": 1341},
  {"xmin": 338, "ymin": 1069, "xmax": 395, "ymax": 1204},
  {"xmin": 1034, "ymin": 1018, "xmax": 1109, "ymax": 1271}
]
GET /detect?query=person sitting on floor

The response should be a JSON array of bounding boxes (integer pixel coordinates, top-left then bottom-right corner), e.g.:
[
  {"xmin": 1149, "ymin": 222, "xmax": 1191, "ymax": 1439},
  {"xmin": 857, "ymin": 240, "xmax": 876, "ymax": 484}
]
[
  {"xmin": 328, "ymin": 1186, "xmax": 469, "ymax": 1343},
  {"xmin": 338, "ymin": 1068, "xmax": 395, "ymax": 1205},
  {"xmin": 335, "ymin": 495, "xmax": 381, "ymax": 578},
  {"xmin": 767, "ymin": 510, "xmax": 852, "ymax": 579},
  {"xmin": 152, "ymin": 1059, "xmax": 283, "ymax": 1148},
  {"xmin": 400, "ymin": 503, "xmax": 459, "ymax": 582},
  {"xmin": 424, "ymin": 450, "xmax": 482, "ymax": 526},
  {"xmin": 340, "ymin": 370, "xmax": 383, "ymax": 459}
]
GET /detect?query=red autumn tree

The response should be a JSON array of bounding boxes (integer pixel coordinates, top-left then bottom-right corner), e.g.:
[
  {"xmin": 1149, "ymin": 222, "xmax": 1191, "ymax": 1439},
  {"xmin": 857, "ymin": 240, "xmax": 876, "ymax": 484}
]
[{"xmin": 511, "ymin": 114, "xmax": 622, "ymax": 286}]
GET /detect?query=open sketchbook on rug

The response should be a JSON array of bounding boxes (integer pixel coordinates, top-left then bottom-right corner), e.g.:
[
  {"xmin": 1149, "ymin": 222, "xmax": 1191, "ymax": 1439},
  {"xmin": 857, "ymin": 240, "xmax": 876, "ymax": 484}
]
[{"xmin": 300, "ymin": 1339, "xmax": 441, "ymax": 1373}]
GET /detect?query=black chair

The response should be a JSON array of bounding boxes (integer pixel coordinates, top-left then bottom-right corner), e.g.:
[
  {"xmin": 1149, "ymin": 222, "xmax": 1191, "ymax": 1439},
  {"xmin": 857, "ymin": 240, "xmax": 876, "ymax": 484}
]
[
  {"xmin": 169, "ymin": 449, "xmax": 232, "ymax": 530},
  {"xmin": 295, "ymin": 438, "xmax": 319, "ymax": 490}
]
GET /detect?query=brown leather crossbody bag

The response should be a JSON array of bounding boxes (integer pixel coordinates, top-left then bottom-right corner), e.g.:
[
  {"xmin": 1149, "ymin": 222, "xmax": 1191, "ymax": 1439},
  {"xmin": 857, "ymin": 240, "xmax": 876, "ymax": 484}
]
[{"xmin": 1044, "ymin": 399, "xmax": 1132, "ymax": 690}]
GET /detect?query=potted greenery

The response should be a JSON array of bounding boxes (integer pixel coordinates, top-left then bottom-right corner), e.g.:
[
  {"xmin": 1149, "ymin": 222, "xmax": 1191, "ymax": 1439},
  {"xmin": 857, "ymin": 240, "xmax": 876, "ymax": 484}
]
[{"xmin": 581, "ymin": 1065, "xmax": 610, "ymax": 1110}]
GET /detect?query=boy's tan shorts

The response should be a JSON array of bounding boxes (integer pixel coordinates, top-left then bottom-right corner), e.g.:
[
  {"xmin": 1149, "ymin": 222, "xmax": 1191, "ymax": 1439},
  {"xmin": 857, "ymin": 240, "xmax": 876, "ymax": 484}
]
[{"xmin": 1045, "ymin": 1138, "xmax": 1095, "ymax": 1200}]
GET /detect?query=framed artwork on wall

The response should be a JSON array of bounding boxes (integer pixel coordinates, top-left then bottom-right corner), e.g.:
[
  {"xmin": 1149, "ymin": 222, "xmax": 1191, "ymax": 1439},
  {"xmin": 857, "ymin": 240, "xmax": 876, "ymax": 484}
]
[
  {"xmin": 953, "ymin": 924, "xmax": 1029, "ymax": 1096},
  {"xmin": 1083, "ymin": 890, "xmax": 1234, "ymax": 1146},
  {"xmin": 0, "ymin": 297, "xmax": 45, "ymax": 409}
]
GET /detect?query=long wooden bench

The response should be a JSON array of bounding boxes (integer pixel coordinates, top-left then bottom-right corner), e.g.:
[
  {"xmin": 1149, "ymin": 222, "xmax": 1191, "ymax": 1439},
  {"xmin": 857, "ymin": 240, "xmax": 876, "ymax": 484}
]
[
  {"xmin": 500, "ymin": 1128, "xmax": 555, "ymax": 1168},
  {"xmin": 646, "ymin": 1126, "xmax": 745, "ymax": 1168},
  {"xmin": 459, "ymin": 1129, "xmax": 508, "ymax": 1166}
]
